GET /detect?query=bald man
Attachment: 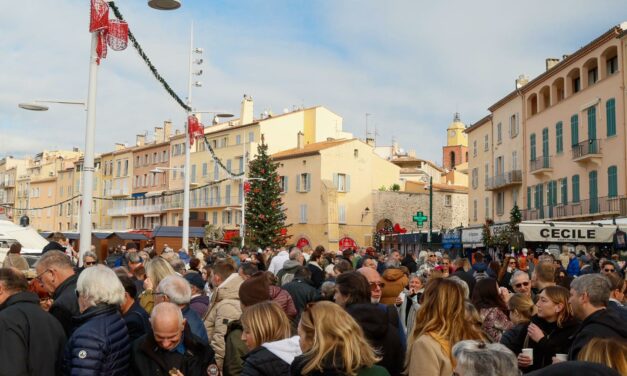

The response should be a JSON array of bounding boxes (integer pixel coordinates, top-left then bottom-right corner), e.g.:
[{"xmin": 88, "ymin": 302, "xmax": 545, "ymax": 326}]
[{"xmin": 130, "ymin": 302, "xmax": 218, "ymax": 376}]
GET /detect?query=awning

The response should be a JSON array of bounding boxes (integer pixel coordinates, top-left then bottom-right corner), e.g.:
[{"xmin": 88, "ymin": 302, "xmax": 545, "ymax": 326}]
[
  {"xmin": 145, "ymin": 190, "xmax": 164, "ymax": 197},
  {"xmin": 519, "ymin": 222, "xmax": 615, "ymax": 243}
]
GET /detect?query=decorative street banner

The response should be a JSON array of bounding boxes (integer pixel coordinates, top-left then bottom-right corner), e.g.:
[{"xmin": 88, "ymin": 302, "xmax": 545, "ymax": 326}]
[{"xmin": 518, "ymin": 222, "xmax": 615, "ymax": 243}]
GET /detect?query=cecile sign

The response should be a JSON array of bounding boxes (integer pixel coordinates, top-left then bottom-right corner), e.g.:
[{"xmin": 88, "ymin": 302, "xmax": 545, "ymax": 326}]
[{"xmin": 519, "ymin": 223, "xmax": 614, "ymax": 243}]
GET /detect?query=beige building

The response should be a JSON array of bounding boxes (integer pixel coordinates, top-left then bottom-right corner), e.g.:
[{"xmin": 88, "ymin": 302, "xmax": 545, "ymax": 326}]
[
  {"xmin": 0, "ymin": 157, "xmax": 30, "ymax": 221},
  {"xmin": 274, "ymin": 138, "xmax": 400, "ymax": 251},
  {"xmin": 103, "ymin": 141, "xmax": 140, "ymax": 230}
]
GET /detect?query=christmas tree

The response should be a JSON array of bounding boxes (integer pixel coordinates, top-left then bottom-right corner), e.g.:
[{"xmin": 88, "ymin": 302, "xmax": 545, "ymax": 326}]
[{"xmin": 245, "ymin": 140, "xmax": 290, "ymax": 248}]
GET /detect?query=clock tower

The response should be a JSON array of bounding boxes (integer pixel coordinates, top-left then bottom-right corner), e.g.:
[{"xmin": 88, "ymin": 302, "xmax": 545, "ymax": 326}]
[{"xmin": 442, "ymin": 113, "xmax": 468, "ymax": 170}]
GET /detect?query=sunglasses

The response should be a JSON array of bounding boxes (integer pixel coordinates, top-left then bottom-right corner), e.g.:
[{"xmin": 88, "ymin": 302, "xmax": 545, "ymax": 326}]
[
  {"xmin": 85, "ymin": 261, "xmax": 96, "ymax": 266},
  {"xmin": 509, "ymin": 261, "xmax": 517, "ymax": 265},
  {"xmin": 604, "ymin": 268, "xmax": 615, "ymax": 272},
  {"xmin": 514, "ymin": 281, "xmax": 530, "ymax": 289},
  {"xmin": 369, "ymin": 282, "xmax": 385, "ymax": 291}
]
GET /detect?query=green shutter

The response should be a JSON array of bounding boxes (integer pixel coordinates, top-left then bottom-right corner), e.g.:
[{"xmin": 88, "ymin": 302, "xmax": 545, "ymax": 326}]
[
  {"xmin": 556, "ymin": 122, "xmax": 563, "ymax": 153},
  {"xmin": 530, "ymin": 134, "xmax": 537, "ymax": 161},
  {"xmin": 561, "ymin": 178, "xmax": 568, "ymax": 206},
  {"xmin": 589, "ymin": 171, "xmax": 598, "ymax": 213},
  {"xmin": 606, "ymin": 98, "xmax": 616, "ymax": 137},
  {"xmin": 542, "ymin": 128, "xmax": 549, "ymax": 158},
  {"xmin": 571, "ymin": 115, "xmax": 579, "ymax": 147},
  {"xmin": 587, "ymin": 107, "xmax": 597, "ymax": 140},
  {"xmin": 527, "ymin": 187, "xmax": 532, "ymax": 210},
  {"xmin": 608, "ymin": 166, "xmax": 618, "ymax": 198},
  {"xmin": 572, "ymin": 175, "xmax": 580, "ymax": 203}
]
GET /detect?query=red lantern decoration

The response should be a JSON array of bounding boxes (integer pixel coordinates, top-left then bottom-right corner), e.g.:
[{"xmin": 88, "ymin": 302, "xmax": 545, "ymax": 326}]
[
  {"xmin": 89, "ymin": 0, "xmax": 128, "ymax": 64},
  {"xmin": 280, "ymin": 228, "xmax": 287, "ymax": 236},
  {"xmin": 243, "ymin": 182, "xmax": 251, "ymax": 193}
]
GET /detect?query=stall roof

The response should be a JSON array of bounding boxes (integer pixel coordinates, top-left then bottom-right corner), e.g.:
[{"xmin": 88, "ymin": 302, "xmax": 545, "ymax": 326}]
[
  {"xmin": 114, "ymin": 232, "xmax": 149, "ymax": 241},
  {"xmin": 152, "ymin": 226, "xmax": 205, "ymax": 238},
  {"xmin": 92, "ymin": 232, "xmax": 113, "ymax": 239},
  {"xmin": 39, "ymin": 231, "xmax": 52, "ymax": 239}
]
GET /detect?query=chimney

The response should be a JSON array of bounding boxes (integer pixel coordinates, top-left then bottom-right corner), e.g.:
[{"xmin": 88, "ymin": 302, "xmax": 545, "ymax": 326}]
[
  {"xmin": 545, "ymin": 58, "xmax": 560, "ymax": 71},
  {"xmin": 240, "ymin": 94, "xmax": 254, "ymax": 125},
  {"xmin": 297, "ymin": 131, "xmax": 305, "ymax": 149},
  {"xmin": 136, "ymin": 134, "xmax": 146, "ymax": 146},
  {"xmin": 154, "ymin": 127, "xmax": 164, "ymax": 143},
  {"xmin": 163, "ymin": 121, "xmax": 172, "ymax": 141},
  {"xmin": 114, "ymin": 143, "xmax": 125, "ymax": 151},
  {"xmin": 515, "ymin": 74, "xmax": 529, "ymax": 89},
  {"xmin": 366, "ymin": 137, "xmax": 375, "ymax": 146}
]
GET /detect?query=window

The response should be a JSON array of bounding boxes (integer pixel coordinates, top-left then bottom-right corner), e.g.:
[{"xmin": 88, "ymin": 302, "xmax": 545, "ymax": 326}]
[
  {"xmin": 299, "ymin": 204, "xmax": 308, "ymax": 223},
  {"xmin": 587, "ymin": 107, "xmax": 597, "ymax": 140},
  {"xmin": 445, "ymin": 195, "xmax": 452, "ymax": 207},
  {"xmin": 530, "ymin": 133, "xmax": 536, "ymax": 161},
  {"xmin": 496, "ymin": 192, "xmax": 504, "ymax": 216},
  {"xmin": 484, "ymin": 163, "xmax": 489, "ymax": 186},
  {"xmin": 473, "ymin": 200, "xmax": 477, "ymax": 221},
  {"xmin": 484, "ymin": 134, "xmax": 489, "ymax": 151},
  {"xmin": 527, "ymin": 187, "xmax": 532, "ymax": 210},
  {"xmin": 471, "ymin": 168, "xmax": 478, "ymax": 189},
  {"xmin": 222, "ymin": 211, "xmax": 232, "ymax": 225},
  {"xmin": 606, "ymin": 98, "xmax": 616, "ymax": 137},
  {"xmin": 235, "ymin": 135, "xmax": 241, "ymax": 145},
  {"xmin": 338, "ymin": 205, "xmax": 346, "ymax": 224},
  {"xmin": 280, "ymin": 176, "xmax": 288, "ymax": 193},
  {"xmin": 560, "ymin": 178, "xmax": 568, "ymax": 205},
  {"xmin": 572, "ymin": 175, "xmax": 580, "ymax": 203},
  {"xmin": 226, "ymin": 159, "xmax": 232, "ymax": 174},
  {"xmin": 173, "ymin": 169, "xmax": 177, "ymax": 180},
  {"xmin": 124, "ymin": 160, "xmax": 129, "ymax": 176},
  {"xmin": 556, "ymin": 122, "xmax": 563, "ymax": 153},
  {"xmin": 202, "ymin": 163, "xmax": 208, "ymax": 177},
  {"xmin": 513, "ymin": 188, "xmax": 518, "ymax": 205},
  {"xmin": 162, "ymin": 151, "xmax": 168, "ymax": 162},
  {"xmin": 588, "ymin": 67, "xmax": 598, "ymax": 86},
  {"xmin": 60, "ymin": 186, "xmax": 64, "ymax": 197},
  {"xmin": 608, "ymin": 166, "xmax": 618, "ymax": 198},
  {"xmin": 225, "ymin": 185, "xmax": 231, "ymax": 205},
  {"xmin": 222, "ymin": 137, "xmax": 228, "ymax": 148},
  {"xmin": 607, "ymin": 56, "xmax": 618, "ymax": 75},
  {"xmin": 512, "ymin": 151, "xmax": 518, "ymax": 170},
  {"xmin": 214, "ymin": 163, "xmax": 219, "ymax": 181},
  {"xmin": 297, "ymin": 173, "xmax": 311, "ymax": 192},
  {"xmin": 497, "ymin": 122, "xmax": 502, "ymax": 144},
  {"xmin": 570, "ymin": 114, "xmax": 579, "ymax": 147},
  {"xmin": 589, "ymin": 170, "xmax": 598, "ymax": 213},
  {"xmin": 509, "ymin": 113, "xmax": 519, "ymax": 138},
  {"xmin": 237, "ymin": 157, "xmax": 244, "ymax": 174},
  {"xmin": 154, "ymin": 152, "xmax": 159, "ymax": 164},
  {"xmin": 573, "ymin": 77, "xmax": 580, "ymax": 93},
  {"xmin": 248, "ymin": 132, "xmax": 255, "ymax": 142},
  {"xmin": 334, "ymin": 173, "xmax": 350, "ymax": 192},
  {"xmin": 191, "ymin": 165, "xmax": 196, "ymax": 183},
  {"xmin": 473, "ymin": 141, "xmax": 477, "ymax": 157},
  {"xmin": 485, "ymin": 197, "xmax": 490, "ymax": 218},
  {"xmin": 212, "ymin": 211, "xmax": 218, "ymax": 225},
  {"xmin": 216, "ymin": 186, "xmax": 222, "ymax": 205}
]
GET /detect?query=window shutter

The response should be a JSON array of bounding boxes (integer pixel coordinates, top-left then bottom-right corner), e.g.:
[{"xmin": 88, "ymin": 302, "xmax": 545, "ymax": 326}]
[
  {"xmin": 333, "ymin": 173, "xmax": 338, "ymax": 189},
  {"xmin": 217, "ymin": 186, "xmax": 222, "ymax": 205},
  {"xmin": 306, "ymin": 173, "xmax": 311, "ymax": 192},
  {"xmin": 296, "ymin": 175, "xmax": 301, "ymax": 192},
  {"xmin": 284, "ymin": 176, "xmax": 288, "ymax": 193},
  {"xmin": 225, "ymin": 185, "xmax": 231, "ymax": 205},
  {"xmin": 346, "ymin": 175, "xmax": 351, "ymax": 192}
]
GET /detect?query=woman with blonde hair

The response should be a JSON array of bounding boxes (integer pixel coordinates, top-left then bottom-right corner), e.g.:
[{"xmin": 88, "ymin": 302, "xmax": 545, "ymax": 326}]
[
  {"xmin": 291, "ymin": 301, "xmax": 389, "ymax": 376},
  {"xmin": 406, "ymin": 278, "xmax": 485, "ymax": 376},
  {"xmin": 500, "ymin": 293, "xmax": 537, "ymax": 354},
  {"xmin": 240, "ymin": 301, "xmax": 301, "ymax": 376},
  {"xmin": 139, "ymin": 257, "xmax": 175, "ymax": 313},
  {"xmin": 578, "ymin": 337, "xmax": 627, "ymax": 375}
]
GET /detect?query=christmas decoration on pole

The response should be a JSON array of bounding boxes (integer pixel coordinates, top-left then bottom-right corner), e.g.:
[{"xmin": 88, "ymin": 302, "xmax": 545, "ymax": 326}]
[
  {"xmin": 187, "ymin": 114, "xmax": 204, "ymax": 146},
  {"xmin": 90, "ymin": 0, "xmax": 128, "ymax": 64}
]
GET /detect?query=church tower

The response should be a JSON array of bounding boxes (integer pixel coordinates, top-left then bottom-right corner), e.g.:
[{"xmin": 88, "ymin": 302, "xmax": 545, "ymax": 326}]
[{"xmin": 442, "ymin": 113, "xmax": 468, "ymax": 170}]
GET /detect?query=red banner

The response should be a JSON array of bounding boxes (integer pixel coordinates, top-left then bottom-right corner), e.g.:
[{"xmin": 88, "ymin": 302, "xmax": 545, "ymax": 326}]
[{"xmin": 338, "ymin": 236, "xmax": 357, "ymax": 251}]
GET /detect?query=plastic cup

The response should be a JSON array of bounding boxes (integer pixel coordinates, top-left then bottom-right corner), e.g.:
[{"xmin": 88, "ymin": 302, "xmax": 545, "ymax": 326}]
[{"xmin": 522, "ymin": 348, "xmax": 534, "ymax": 362}]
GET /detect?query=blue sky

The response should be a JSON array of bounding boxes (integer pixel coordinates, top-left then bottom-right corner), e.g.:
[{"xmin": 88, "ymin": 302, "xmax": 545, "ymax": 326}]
[{"xmin": 1, "ymin": 1, "xmax": 626, "ymax": 164}]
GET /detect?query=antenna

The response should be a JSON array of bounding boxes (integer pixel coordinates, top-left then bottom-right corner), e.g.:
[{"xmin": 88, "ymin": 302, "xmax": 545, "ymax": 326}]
[{"xmin": 365, "ymin": 113, "xmax": 372, "ymax": 140}]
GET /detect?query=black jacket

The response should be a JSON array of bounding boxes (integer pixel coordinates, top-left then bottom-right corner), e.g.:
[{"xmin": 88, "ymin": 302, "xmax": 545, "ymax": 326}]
[
  {"xmin": 130, "ymin": 324, "xmax": 216, "ymax": 376},
  {"xmin": 63, "ymin": 304, "xmax": 131, "ymax": 375},
  {"xmin": 42, "ymin": 241, "xmax": 66, "ymax": 253},
  {"xmin": 241, "ymin": 346, "xmax": 290, "ymax": 376},
  {"xmin": 401, "ymin": 255, "xmax": 417, "ymax": 274},
  {"xmin": 607, "ymin": 300, "xmax": 627, "ymax": 322},
  {"xmin": 282, "ymin": 278, "xmax": 320, "ymax": 321},
  {"xmin": 50, "ymin": 273, "xmax": 80, "ymax": 337},
  {"xmin": 520, "ymin": 315, "xmax": 578, "ymax": 372},
  {"xmin": 500, "ymin": 322, "xmax": 528, "ymax": 355},
  {"xmin": 525, "ymin": 361, "xmax": 621, "ymax": 376},
  {"xmin": 123, "ymin": 300, "xmax": 151, "ymax": 342},
  {"xmin": 306, "ymin": 262, "xmax": 325, "ymax": 289},
  {"xmin": 345, "ymin": 303, "xmax": 404, "ymax": 376},
  {"xmin": 0, "ymin": 291, "xmax": 66, "ymax": 375},
  {"xmin": 452, "ymin": 269, "xmax": 476, "ymax": 296},
  {"xmin": 568, "ymin": 308, "xmax": 627, "ymax": 360}
]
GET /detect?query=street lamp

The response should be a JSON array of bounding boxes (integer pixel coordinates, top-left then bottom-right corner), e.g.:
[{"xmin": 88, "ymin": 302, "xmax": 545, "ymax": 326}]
[
  {"xmin": 147, "ymin": 0, "xmax": 181, "ymax": 10},
  {"xmin": 18, "ymin": 100, "xmax": 85, "ymax": 111}
]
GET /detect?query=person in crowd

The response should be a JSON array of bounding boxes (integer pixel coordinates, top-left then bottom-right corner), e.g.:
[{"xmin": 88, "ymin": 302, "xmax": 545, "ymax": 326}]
[
  {"xmin": 64, "ymin": 265, "xmax": 130, "ymax": 375},
  {"xmin": 566, "ymin": 251, "xmax": 580, "ymax": 277},
  {"xmin": 600, "ymin": 260, "xmax": 617, "ymax": 275},
  {"xmin": 449, "ymin": 275, "xmax": 470, "ymax": 300},
  {"xmin": 401, "ymin": 252, "xmax": 418, "ymax": 274},
  {"xmin": 2, "ymin": 242, "xmax": 29, "ymax": 271},
  {"xmin": 264, "ymin": 272, "xmax": 298, "ymax": 321},
  {"xmin": 35, "ymin": 250, "xmax": 80, "ymax": 336},
  {"xmin": 362, "ymin": 257, "xmax": 378, "ymax": 270},
  {"xmin": 406, "ymin": 278, "xmax": 485, "ymax": 376},
  {"xmin": 268, "ymin": 247, "xmax": 290, "ymax": 275},
  {"xmin": 128, "ymin": 251, "xmax": 144, "ymax": 273},
  {"xmin": 526, "ymin": 362, "xmax": 622, "ymax": 376},
  {"xmin": 118, "ymin": 275, "xmax": 150, "ymax": 342},
  {"xmin": 282, "ymin": 266, "xmax": 320, "ymax": 322},
  {"xmin": 464, "ymin": 301, "xmax": 488, "ymax": 342},
  {"xmin": 42, "ymin": 232, "xmax": 68, "ymax": 253},
  {"xmin": 471, "ymin": 252, "xmax": 488, "ymax": 274},
  {"xmin": 277, "ymin": 248, "xmax": 305, "ymax": 286},
  {"xmin": 185, "ymin": 272, "xmax": 210, "ymax": 318},
  {"xmin": 170, "ymin": 257, "xmax": 187, "ymax": 275},
  {"xmin": 380, "ymin": 265, "xmax": 409, "ymax": 305},
  {"xmin": 357, "ymin": 266, "xmax": 384, "ymax": 304},
  {"xmin": 239, "ymin": 262, "xmax": 260, "ymax": 280},
  {"xmin": 578, "ymin": 337, "xmax": 627, "ymax": 376},
  {"xmin": 204, "ymin": 259, "xmax": 245, "ymax": 369},
  {"xmin": 452, "ymin": 340, "xmax": 519, "ymax": 376},
  {"xmin": 332, "ymin": 258, "xmax": 353, "ymax": 276},
  {"xmin": 605, "ymin": 272, "xmax": 627, "ymax": 320},
  {"xmin": 334, "ymin": 271, "xmax": 404, "ymax": 376},
  {"xmin": 306, "ymin": 248, "xmax": 325, "ymax": 289},
  {"xmin": 291, "ymin": 301, "xmax": 390, "ymax": 376},
  {"xmin": 28, "ymin": 277, "xmax": 53, "ymax": 311},
  {"xmin": 487, "ymin": 261, "xmax": 501, "ymax": 279},
  {"xmin": 568, "ymin": 273, "xmax": 627, "ymax": 360},
  {"xmin": 130, "ymin": 302, "xmax": 218, "ymax": 376},
  {"xmin": 510, "ymin": 270, "xmax": 533, "ymax": 297},
  {"xmin": 82, "ymin": 251, "xmax": 98, "ymax": 268},
  {"xmin": 139, "ymin": 256, "xmax": 176, "ymax": 314},
  {"xmin": 471, "ymin": 278, "xmax": 513, "ymax": 342},
  {"xmin": 399, "ymin": 274, "xmax": 425, "ymax": 331},
  {"xmin": 0, "ymin": 268, "xmax": 66, "ymax": 374},
  {"xmin": 531, "ymin": 262, "xmax": 556, "ymax": 296},
  {"xmin": 155, "ymin": 275, "xmax": 210, "ymax": 345},
  {"xmin": 514, "ymin": 286, "xmax": 578, "ymax": 371},
  {"xmin": 500, "ymin": 293, "xmax": 536, "ymax": 354},
  {"xmin": 498, "ymin": 256, "xmax": 518, "ymax": 288},
  {"xmin": 240, "ymin": 301, "xmax": 301, "ymax": 375},
  {"xmin": 319, "ymin": 281, "xmax": 336, "ymax": 301},
  {"xmin": 452, "ymin": 258, "xmax": 476, "ymax": 295}
]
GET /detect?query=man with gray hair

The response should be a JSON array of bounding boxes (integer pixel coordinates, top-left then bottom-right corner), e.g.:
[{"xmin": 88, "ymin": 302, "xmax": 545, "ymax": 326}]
[
  {"xmin": 510, "ymin": 270, "xmax": 532, "ymax": 297},
  {"xmin": 155, "ymin": 275, "xmax": 209, "ymax": 345},
  {"xmin": 130, "ymin": 302, "xmax": 218, "ymax": 376},
  {"xmin": 267, "ymin": 247, "xmax": 289, "ymax": 275},
  {"xmin": 276, "ymin": 248, "xmax": 305, "ymax": 286},
  {"xmin": 452, "ymin": 340, "xmax": 519, "ymax": 376},
  {"xmin": 567, "ymin": 273, "xmax": 627, "ymax": 360}
]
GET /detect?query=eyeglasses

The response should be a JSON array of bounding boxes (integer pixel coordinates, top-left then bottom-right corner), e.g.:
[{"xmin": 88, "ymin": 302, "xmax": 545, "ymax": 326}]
[
  {"xmin": 514, "ymin": 281, "xmax": 530, "ymax": 289},
  {"xmin": 84, "ymin": 261, "xmax": 96, "ymax": 266},
  {"xmin": 369, "ymin": 282, "xmax": 385, "ymax": 291},
  {"xmin": 604, "ymin": 268, "xmax": 615, "ymax": 272},
  {"xmin": 509, "ymin": 261, "xmax": 517, "ymax": 265},
  {"xmin": 35, "ymin": 269, "xmax": 51, "ymax": 283}
]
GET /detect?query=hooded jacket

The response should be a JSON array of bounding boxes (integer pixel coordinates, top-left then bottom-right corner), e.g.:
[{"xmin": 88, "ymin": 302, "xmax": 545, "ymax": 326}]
[
  {"xmin": 282, "ymin": 277, "xmax": 320, "ymax": 321},
  {"xmin": 568, "ymin": 308, "xmax": 627, "ymax": 360},
  {"xmin": 380, "ymin": 268, "xmax": 408, "ymax": 305},
  {"xmin": 203, "ymin": 273, "xmax": 244, "ymax": 369},
  {"xmin": 0, "ymin": 291, "xmax": 66, "ymax": 375},
  {"xmin": 241, "ymin": 336, "xmax": 302, "ymax": 376},
  {"xmin": 276, "ymin": 260, "xmax": 303, "ymax": 286}
]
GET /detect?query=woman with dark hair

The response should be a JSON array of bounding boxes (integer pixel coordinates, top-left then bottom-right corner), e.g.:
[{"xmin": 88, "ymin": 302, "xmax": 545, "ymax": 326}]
[
  {"xmin": 252, "ymin": 252, "xmax": 266, "ymax": 271},
  {"xmin": 2, "ymin": 243, "xmax": 29, "ymax": 271},
  {"xmin": 306, "ymin": 249, "xmax": 324, "ymax": 289},
  {"xmin": 497, "ymin": 256, "xmax": 518, "ymax": 288},
  {"xmin": 471, "ymin": 278, "xmax": 513, "ymax": 342},
  {"xmin": 487, "ymin": 261, "xmax": 501, "ymax": 279}
]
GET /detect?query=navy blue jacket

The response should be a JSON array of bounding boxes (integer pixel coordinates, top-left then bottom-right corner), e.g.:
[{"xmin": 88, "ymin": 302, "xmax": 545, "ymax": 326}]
[
  {"xmin": 64, "ymin": 304, "xmax": 131, "ymax": 375},
  {"xmin": 123, "ymin": 300, "xmax": 151, "ymax": 342}
]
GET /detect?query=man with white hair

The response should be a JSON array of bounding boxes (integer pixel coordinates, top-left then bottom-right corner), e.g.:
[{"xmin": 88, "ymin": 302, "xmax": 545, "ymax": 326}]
[
  {"xmin": 267, "ymin": 247, "xmax": 289, "ymax": 275},
  {"xmin": 155, "ymin": 275, "xmax": 209, "ymax": 345},
  {"xmin": 63, "ymin": 265, "xmax": 130, "ymax": 375},
  {"xmin": 510, "ymin": 270, "xmax": 532, "ymax": 297},
  {"xmin": 130, "ymin": 302, "xmax": 218, "ymax": 376}
]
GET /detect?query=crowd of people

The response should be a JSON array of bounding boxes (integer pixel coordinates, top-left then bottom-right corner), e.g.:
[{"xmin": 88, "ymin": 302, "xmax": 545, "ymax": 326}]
[{"xmin": 0, "ymin": 233, "xmax": 626, "ymax": 375}]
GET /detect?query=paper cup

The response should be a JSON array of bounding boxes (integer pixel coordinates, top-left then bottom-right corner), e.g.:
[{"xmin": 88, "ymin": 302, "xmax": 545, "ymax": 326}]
[
  {"xmin": 555, "ymin": 354, "xmax": 567, "ymax": 361},
  {"xmin": 522, "ymin": 348, "xmax": 534, "ymax": 362}
]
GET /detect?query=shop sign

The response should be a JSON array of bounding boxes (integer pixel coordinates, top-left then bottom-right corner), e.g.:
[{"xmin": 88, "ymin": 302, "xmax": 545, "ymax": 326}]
[
  {"xmin": 519, "ymin": 223, "xmax": 614, "ymax": 243},
  {"xmin": 462, "ymin": 228, "xmax": 483, "ymax": 246}
]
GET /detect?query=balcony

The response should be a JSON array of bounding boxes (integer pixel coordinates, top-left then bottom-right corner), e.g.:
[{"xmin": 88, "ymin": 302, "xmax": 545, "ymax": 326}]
[
  {"xmin": 572, "ymin": 139, "xmax": 602, "ymax": 164},
  {"xmin": 529, "ymin": 156, "xmax": 552, "ymax": 176},
  {"xmin": 486, "ymin": 170, "xmax": 522, "ymax": 191},
  {"xmin": 522, "ymin": 195, "xmax": 626, "ymax": 220},
  {"xmin": 107, "ymin": 207, "xmax": 129, "ymax": 216},
  {"xmin": 109, "ymin": 188, "xmax": 130, "ymax": 197},
  {"xmin": 109, "ymin": 204, "xmax": 165, "ymax": 216}
]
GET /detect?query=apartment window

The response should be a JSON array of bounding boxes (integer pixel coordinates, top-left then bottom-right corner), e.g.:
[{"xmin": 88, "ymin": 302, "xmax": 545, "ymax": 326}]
[
  {"xmin": 485, "ymin": 197, "xmax": 490, "ymax": 218},
  {"xmin": 484, "ymin": 134, "xmax": 489, "ymax": 151},
  {"xmin": 589, "ymin": 170, "xmax": 598, "ymax": 213},
  {"xmin": 216, "ymin": 186, "xmax": 222, "ymax": 205},
  {"xmin": 191, "ymin": 165, "xmax": 196, "ymax": 183},
  {"xmin": 509, "ymin": 113, "xmax": 519, "ymax": 138},
  {"xmin": 570, "ymin": 114, "xmax": 579, "ymax": 147},
  {"xmin": 248, "ymin": 132, "xmax": 255, "ymax": 142},
  {"xmin": 162, "ymin": 150, "xmax": 168, "ymax": 162},
  {"xmin": 572, "ymin": 175, "xmax": 580, "ymax": 203},
  {"xmin": 606, "ymin": 98, "xmax": 616, "ymax": 137},
  {"xmin": 471, "ymin": 168, "xmax": 478, "ymax": 189},
  {"xmin": 297, "ymin": 173, "xmax": 311, "ymax": 192},
  {"xmin": 299, "ymin": 204, "xmax": 308, "ymax": 223},
  {"xmin": 237, "ymin": 157, "xmax": 244, "ymax": 174},
  {"xmin": 512, "ymin": 188, "xmax": 519, "ymax": 205},
  {"xmin": 573, "ymin": 77, "xmax": 580, "ymax": 93},
  {"xmin": 280, "ymin": 176, "xmax": 288, "ymax": 193},
  {"xmin": 588, "ymin": 67, "xmax": 598, "ymax": 86},
  {"xmin": 214, "ymin": 163, "xmax": 219, "ymax": 181},
  {"xmin": 225, "ymin": 185, "xmax": 231, "ymax": 205},
  {"xmin": 235, "ymin": 135, "xmax": 241, "ymax": 145},
  {"xmin": 484, "ymin": 163, "xmax": 489, "ymax": 186},
  {"xmin": 607, "ymin": 56, "xmax": 618, "ymax": 75},
  {"xmin": 212, "ymin": 211, "xmax": 218, "ymax": 225},
  {"xmin": 444, "ymin": 194, "xmax": 452, "ymax": 207},
  {"xmin": 473, "ymin": 200, "xmax": 477, "ymax": 221},
  {"xmin": 173, "ymin": 169, "xmax": 177, "ymax": 180},
  {"xmin": 202, "ymin": 163, "xmax": 208, "ymax": 177},
  {"xmin": 512, "ymin": 151, "xmax": 518, "ymax": 170},
  {"xmin": 608, "ymin": 165, "xmax": 618, "ymax": 198},
  {"xmin": 561, "ymin": 178, "xmax": 568, "ymax": 205},
  {"xmin": 530, "ymin": 133, "xmax": 536, "ymax": 161},
  {"xmin": 226, "ymin": 159, "xmax": 232, "ymax": 174},
  {"xmin": 473, "ymin": 141, "xmax": 477, "ymax": 157},
  {"xmin": 124, "ymin": 160, "xmax": 129, "ymax": 176},
  {"xmin": 334, "ymin": 173, "xmax": 350, "ymax": 192},
  {"xmin": 60, "ymin": 186, "xmax": 64, "ymax": 197},
  {"xmin": 210, "ymin": 187, "xmax": 217, "ymax": 206},
  {"xmin": 556, "ymin": 121, "xmax": 563, "ymax": 154},
  {"xmin": 338, "ymin": 205, "xmax": 346, "ymax": 224},
  {"xmin": 496, "ymin": 122, "xmax": 502, "ymax": 144},
  {"xmin": 496, "ymin": 192, "xmax": 505, "ymax": 216}
]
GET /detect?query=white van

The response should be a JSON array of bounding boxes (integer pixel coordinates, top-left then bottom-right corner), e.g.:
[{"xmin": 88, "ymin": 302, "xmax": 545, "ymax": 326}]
[{"xmin": 0, "ymin": 219, "xmax": 49, "ymax": 268}]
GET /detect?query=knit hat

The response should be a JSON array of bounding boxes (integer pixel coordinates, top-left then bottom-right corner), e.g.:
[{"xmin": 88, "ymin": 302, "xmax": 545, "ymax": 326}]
[
  {"xmin": 184, "ymin": 272, "xmax": 205, "ymax": 290},
  {"xmin": 239, "ymin": 271, "xmax": 271, "ymax": 307}
]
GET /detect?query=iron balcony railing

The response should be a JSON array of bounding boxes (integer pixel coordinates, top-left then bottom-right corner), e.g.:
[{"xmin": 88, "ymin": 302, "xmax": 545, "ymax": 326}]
[
  {"xmin": 572, "ymin": 139, "xmax": 601, "ymax": 160},
  {"xmin": 486, "ymin": 170, "xmax": 522, "ymax": 190},
  {"xmin": 521, "ymin": 195, "xmax": 626, "ymax": 220},
  {"xmin": 529, "ymin": 156, "xmax": 552, "ymax": 172}
]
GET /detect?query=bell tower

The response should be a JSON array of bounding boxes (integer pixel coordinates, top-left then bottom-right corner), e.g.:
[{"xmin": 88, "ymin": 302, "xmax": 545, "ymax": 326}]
[{"xmin": 442, "ymin": 113, "xmax": 468, "ymax": 170}]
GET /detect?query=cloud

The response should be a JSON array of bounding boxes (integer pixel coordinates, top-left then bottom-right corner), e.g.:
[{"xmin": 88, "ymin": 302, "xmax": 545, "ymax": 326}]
[{"xmin": 1, "ymin": 0, "xmax": 625, "ymax": 165}]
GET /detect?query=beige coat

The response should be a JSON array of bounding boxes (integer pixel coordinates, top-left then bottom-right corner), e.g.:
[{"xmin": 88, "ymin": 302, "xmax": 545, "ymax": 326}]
[
  {"xmin": 2, "ymin": 253, "xmax": 29, "ymax": 271},
  {"xmin": 407, "ymin": 334, "xmax": 453, "ymax": 376},
  {"xmin": 203, "ymin": 273, "xmax": 244, "ymax": 369}
]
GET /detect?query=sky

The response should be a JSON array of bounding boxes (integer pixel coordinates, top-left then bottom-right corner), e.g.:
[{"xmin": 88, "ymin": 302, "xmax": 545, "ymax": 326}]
[{"xmin": 1, "ymin": 1, "xmax": 626, "ymax": 164}]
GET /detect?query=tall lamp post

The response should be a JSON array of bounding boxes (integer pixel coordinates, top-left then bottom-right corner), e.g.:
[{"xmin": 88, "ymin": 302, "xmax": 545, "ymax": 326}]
[{"xmin": 428, "ymin": 176, "xmax": 433, "ymax": 247}]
